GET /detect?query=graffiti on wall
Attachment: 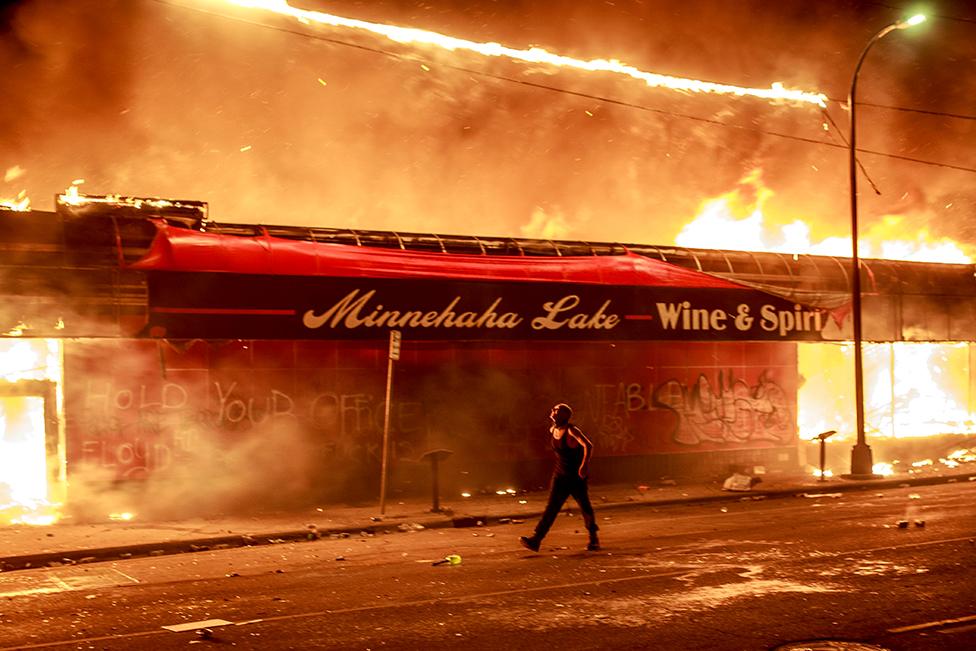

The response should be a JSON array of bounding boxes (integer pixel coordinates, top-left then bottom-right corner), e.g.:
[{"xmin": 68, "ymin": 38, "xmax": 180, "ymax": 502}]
[
  {"xmin": 584, "ymin": 383, "xmax": 637, "ymax": 453},
  {"xmin": 653, "ymin": 370, "xmax": 792, "ymax": 446},
  {"xmin": 73, "ymin": 379, "xmax": 425, "ymax": 478},
  {"xmin": 586, "ymin": 370, "xmax": 792, "ymax": 450}
]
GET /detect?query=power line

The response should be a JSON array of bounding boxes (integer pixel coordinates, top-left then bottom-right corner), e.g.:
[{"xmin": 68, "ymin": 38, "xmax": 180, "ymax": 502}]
[
  {"xmin": 503, "ymin": 76, "xmax": 976, "ymax": 174},
  {"xmin": 160, "ymin": 0, "xmax": 976, "ymax": 176},
  {"xmin": 827, "ymin": 98, "xmax": 976, "ymax": 122},
  {"xmin": 821, "ymin": 108, "xmax": 881, "ymax": 195},
  {"xmin": 858, "ymin": 101, "xmax": 976, "ymax": 121}
]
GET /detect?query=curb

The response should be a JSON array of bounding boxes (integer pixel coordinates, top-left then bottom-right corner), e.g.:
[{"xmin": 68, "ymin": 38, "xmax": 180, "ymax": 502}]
[{"xmin": 1, "ymin": 472, "xmax": 972, "ymax": 573}]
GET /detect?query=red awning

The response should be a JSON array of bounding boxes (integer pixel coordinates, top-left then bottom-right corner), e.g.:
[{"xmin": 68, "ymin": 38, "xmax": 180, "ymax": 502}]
[{"xmin": 130, "ymin": 223, "xmax": 745, "ymax": 289}]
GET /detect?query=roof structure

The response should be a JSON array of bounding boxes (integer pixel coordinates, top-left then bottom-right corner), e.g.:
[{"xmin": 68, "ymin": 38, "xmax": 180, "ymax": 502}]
[{"xmin": 1, "ymin": 194, "xmax": 974, "ymax": 342}]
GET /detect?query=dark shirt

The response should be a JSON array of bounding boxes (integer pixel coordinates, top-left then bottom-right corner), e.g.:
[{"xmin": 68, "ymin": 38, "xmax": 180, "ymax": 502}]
[{"xmin": 551, "ymin": 427, "xmax": 585, "ymax": 477}]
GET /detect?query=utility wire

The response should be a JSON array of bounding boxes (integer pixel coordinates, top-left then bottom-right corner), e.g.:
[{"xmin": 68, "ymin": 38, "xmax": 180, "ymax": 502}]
[
  {"xmin": 826, "ymin": 97, "xmax": 976, "ymax": 122},
  {"xmin": 160, "ymin": 0, "xmax": 976, "ymax": 176},
  {"xmin": 821, "ymin": 108, "xmax": 882, "ymax": 195},
  {"xmin": 853, "ymin": 101, "xmax": 976, "ymax": 121}
]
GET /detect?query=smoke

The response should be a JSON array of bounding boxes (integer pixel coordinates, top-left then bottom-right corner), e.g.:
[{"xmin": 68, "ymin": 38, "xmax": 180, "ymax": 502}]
[
  {"xmin": 1, "ymin": 0, "xmax": 973, "ymax": 248},
  {"xmin": 64, "ymin": 418, "xmax": 325, "ymax": 521},
  {"xmin": 60, "ymin": 338, "xmax": 377, "ymax": 522}
]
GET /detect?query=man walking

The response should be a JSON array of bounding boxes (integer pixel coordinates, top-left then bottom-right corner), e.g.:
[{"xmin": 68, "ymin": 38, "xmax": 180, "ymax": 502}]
[{"xmin": 520, "ymin": 403, "xmax": 600, "ymax": 552}]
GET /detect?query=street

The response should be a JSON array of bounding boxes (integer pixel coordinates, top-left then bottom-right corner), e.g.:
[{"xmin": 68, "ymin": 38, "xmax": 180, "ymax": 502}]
[{"xmin": 1, "ymin": 481, "xmax": 974, "ymax": 650}]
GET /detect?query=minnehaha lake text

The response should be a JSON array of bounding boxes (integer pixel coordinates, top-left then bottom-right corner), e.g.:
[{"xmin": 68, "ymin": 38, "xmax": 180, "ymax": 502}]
[{"xmin": 301, "ymin": 289, "xmax": 825, "ymax": 337}]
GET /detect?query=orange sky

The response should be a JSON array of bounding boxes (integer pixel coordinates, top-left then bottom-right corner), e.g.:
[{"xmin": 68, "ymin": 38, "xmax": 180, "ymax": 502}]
[{"xmin": 1, "ymin": 0, "xmax": 973, "ymax": 247}]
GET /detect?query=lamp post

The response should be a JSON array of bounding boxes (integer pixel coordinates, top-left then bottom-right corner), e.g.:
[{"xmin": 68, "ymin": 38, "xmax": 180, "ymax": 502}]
[{"xmin": 846, "ymin": 14, "xmax": 925, "ymax": 478}]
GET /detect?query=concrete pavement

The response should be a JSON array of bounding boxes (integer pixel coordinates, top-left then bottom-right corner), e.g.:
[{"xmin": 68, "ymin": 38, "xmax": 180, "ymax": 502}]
[{"xmin": 2, "ymin": 468, "xmax": 974, "ymax": 572}]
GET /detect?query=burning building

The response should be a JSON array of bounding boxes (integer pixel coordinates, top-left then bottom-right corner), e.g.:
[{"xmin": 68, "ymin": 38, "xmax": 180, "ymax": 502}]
[{"xmin": 1, "ymin": 193, "xmax": 974, "ymax": 523}]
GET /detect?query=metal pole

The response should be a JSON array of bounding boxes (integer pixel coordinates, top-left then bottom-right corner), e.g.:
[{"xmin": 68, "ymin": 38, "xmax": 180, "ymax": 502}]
[
  {"xmin": 889, "ymin": 343, "xmax": 896, "ymax": 438},
  {"xmin": 846, "ymin": 24, "xmax": 899, "ymax": 478},
  {"xmin": 379, "ymin": 354, "xmax": 394, "ymax": 515},
  {"xmin": 431, "ymin": 455, "xmax": 440, "ymax": 513},
  {"xmin": 819, "ymin": 438, "xmax": 827, "ymax": 482}
]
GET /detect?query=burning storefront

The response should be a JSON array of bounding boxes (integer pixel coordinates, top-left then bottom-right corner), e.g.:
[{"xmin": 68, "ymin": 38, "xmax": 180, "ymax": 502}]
[{"xmin": 1, "ymin": 194, "xmax": 974, "ymax": 522}]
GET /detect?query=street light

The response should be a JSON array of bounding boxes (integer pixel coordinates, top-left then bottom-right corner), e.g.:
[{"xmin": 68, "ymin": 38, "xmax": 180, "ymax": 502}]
[{"xmin": 846, "ymin": 13, "xmax": 925, "ymax": 478}]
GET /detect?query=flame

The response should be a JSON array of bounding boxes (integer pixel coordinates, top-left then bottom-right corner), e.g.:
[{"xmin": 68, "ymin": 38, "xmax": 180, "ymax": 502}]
[
  {"xmin": 223, "ymin": 0, "xmax": 827, "ymax": 108},
  {"xmin": 872, "ymin": 462, "xmax": 895, "ymax": 476},
  {"xmin": 0, "ymin": 190, "xmax": 31, "ymax": 212},
  {"xmin": 58, "ymin": 183, "xmax": 206, "ymax": 217},
  {"xmin": 676, "ymin": 169, "xmax": 972, "ymax": 263},
  {"xmin": 1, "ymin": 166, "xmax": 30, "ymax": 211},
  {"xmin": 799, "ymin": 342, "xmax": 976, "ymax": 441},
  {"xmin": 0, "ymin": 339, "xmax": 64, "ymax": 526},
  {"xmin": 10, "ymin": 509, "xmax": 60, "ymax": 526}
]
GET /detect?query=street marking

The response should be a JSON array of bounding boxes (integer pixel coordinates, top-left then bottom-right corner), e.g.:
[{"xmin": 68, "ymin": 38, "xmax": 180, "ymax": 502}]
[
  {"xmin": 825, "ymin": 536, "xmax": 976, "ymax": 558},
  {"xmin": 161, "ymin": 619, "xmax": 233, "ymax": 632},
  {"xmin": 887, "ymin": 613, "xmax": 976, "ymax": 633},
  {"xmin": 0, "ymin": 568, "xmax": 696, "ymax": 649},
  {"xmin": 0, "ymin": 568, "xmax": 138, "ymax": 599},
  {"xmin": 226, "ymin": 567, "xmax": 697, "ymax": 623},
  {"xmin": 0, "ymin": 630, "xmax": 160, "ymax": 650},
  {"xmin": 938, "ymin": 623, "xmax": 976, "ymax": 635}
]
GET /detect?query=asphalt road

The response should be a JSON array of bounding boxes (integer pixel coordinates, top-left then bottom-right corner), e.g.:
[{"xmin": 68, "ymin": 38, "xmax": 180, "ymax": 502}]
[{"xmin": 1, "ymin": 481, "xmax": 974, "ymax": 650}]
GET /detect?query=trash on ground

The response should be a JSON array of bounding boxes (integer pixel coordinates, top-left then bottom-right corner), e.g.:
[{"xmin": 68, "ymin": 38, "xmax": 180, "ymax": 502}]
[
  {"xmin": 432, "ymin": 554, "xmax": 462, "ymax": 566},
  {"xmin": 722, "ymin": 473, "xmax": 761, "ymax": 492}
]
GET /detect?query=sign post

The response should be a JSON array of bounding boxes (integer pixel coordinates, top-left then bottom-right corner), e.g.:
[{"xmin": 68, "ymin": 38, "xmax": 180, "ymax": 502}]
[{"xmin": 379, "ymin": 330, "xmax": 401, "ymax": 515}]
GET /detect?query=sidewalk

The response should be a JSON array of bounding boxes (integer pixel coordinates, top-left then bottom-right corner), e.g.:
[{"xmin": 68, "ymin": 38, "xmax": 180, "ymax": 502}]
[{"xmin": 2, "ymin": 468, "xmax": 974, "ymax": 572}]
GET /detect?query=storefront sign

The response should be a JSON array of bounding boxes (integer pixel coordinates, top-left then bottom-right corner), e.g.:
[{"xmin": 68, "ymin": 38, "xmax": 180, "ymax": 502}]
[{"xmin": 146, "ymin": 271, "xmax": 826, "ymax": 342}]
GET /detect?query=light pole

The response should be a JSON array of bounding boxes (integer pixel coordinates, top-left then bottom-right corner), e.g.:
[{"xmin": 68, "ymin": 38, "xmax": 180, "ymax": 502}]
[{"xmin": 846, "ymin": 13, "xmax": 925, "ymax": 478}]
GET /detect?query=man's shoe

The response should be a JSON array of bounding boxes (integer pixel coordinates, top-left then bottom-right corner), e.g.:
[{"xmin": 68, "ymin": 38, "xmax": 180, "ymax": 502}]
[
  {"xmin": 586, "ymin": 538, "xmax": 601, "ymax": 551},
  {"xmin": 519, "ymin": 536, "xmax": 540, "ymax": 552}
]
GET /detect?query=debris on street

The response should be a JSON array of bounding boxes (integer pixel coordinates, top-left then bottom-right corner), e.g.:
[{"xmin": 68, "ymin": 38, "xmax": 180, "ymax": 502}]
[{"xmin": 722, "ymin": 473, "xmax": 761, "ymax": 492}]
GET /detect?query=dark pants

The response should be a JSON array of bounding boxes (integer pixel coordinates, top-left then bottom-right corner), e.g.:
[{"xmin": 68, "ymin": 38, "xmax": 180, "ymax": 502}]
[{"xmin": 533, "ymin": 473, "xmax": 598, "ymax": 540}]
